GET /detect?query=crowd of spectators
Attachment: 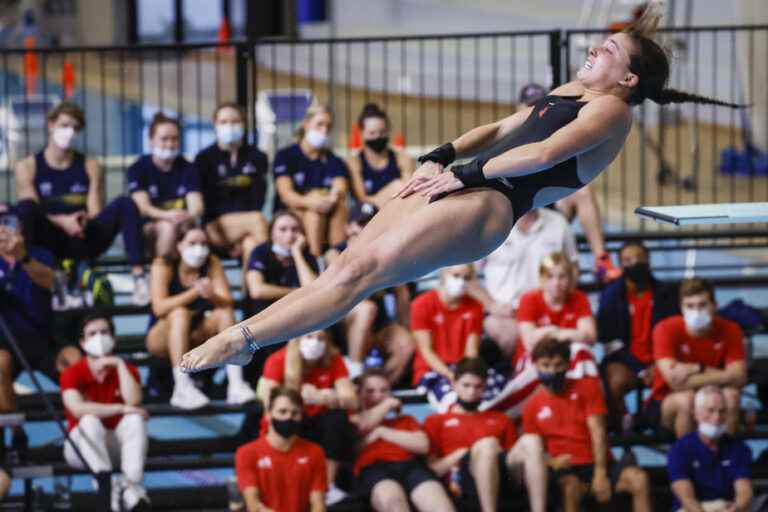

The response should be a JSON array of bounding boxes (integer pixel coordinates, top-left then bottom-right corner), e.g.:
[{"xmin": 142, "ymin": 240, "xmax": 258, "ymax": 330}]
[{"xmin": 0, "ymin": 92, "xmax": 762, "ymax": 511}]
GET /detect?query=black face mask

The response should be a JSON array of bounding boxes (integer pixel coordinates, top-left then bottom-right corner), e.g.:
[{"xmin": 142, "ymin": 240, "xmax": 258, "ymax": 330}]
[
  {"xmin": 271, "ymin": 418, "xmax": 301, "ymax": 439},
  {"xmin": 457, "ymin": 398, "xmax": 481, "ymax": 412},
  {"xmin": 364, "ymin": 137, "xmax": 389, "ymax": 153},
  {"xmin": 538, "ymin": 370, "xmax": 568, "ymax": 394},
  {"xmin": 623, "ymin": 262, "xmax": 652, "ymax": 290}
]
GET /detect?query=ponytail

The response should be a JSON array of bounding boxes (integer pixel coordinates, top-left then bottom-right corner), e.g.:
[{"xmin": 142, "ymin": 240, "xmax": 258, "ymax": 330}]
[{"xmin": 650, "ymin": 88, "xmax": 746, "ymax": 109}]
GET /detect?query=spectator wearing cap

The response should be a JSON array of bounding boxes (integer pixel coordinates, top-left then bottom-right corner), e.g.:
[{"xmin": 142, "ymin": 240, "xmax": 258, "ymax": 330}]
[
  {"xmin": 326, "ymin": 202, "xmax": 414, "ymax": 382},
  {"xmin": 668, "ymin": 385, "xmax": 753, "ymax": 512},
  {"xmin": 346, "ymin": 103, "xmax": 415, "ymax": 209}
]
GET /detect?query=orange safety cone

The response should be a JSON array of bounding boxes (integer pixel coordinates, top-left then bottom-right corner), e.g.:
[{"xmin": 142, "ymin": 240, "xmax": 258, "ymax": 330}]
[
  {"xmin": 62, "ymin": 59, "xmax": 75, "ymax": 99},
  {"xmin": 23, "ymin": 36, "xmax": 38, "ymax": 96},
  {"xmin": 217, "ymin": 17, "xmax": 231, "ymax": 53},
  {"xmin": 393, "ymin": 132, "xmax": 405, "ymax": 149},
  {"xmin": 348, "ymin": 124, "xmax": 361, "ymax": 149}
]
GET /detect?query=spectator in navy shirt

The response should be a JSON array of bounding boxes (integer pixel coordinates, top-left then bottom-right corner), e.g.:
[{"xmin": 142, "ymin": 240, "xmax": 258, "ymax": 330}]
[
  {"xmin": 668, "ymin": 385, "xmax": 753, "ymax": 512},
  {"xmin": 128, "ymin": 112, "xmax": 204, "ymax": 259},
  {"xmin": 14, "ymin": 102, "xmax": 148, "ymax": 305},
  {"xmin": 273, "ymin": 104, "xmax": 349, "ymax": 257},
  {"xmin": 0, "ymin": 209, "xmax": 81, "ymax": 412},
  {"xmin": 195, "ymin": 102, "xmax": 269, "ymax": 270}
]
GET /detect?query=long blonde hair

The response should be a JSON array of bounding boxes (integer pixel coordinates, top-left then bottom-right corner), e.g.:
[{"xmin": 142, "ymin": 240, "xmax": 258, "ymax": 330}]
[
  {"xmin": 538, "ymin": 251, "xmax": 575, "ymax": 291},
  {"xmin": 295, "ymin": 103, "xmax": 333, "ymax": 141}
]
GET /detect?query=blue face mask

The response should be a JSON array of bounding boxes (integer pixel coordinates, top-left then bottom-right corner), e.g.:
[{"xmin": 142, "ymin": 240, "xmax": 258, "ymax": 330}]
[{"xmin": 538, "ymin": 370, "xmax": 567, "ymax": 393}]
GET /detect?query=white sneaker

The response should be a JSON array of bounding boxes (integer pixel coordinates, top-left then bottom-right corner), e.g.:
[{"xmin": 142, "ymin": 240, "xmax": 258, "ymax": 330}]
[
  {"xmin": 325, "ymin": 484, "xmax": 348, "ymax": 506},
  {"xmin": 170, "ymin": 381, "xmax": 210, "ymax": 409},
  {"xmin": 227, "ymin": 382, "xmax": 257, "ymax": 405},
  {"xmin": 131, "ymin": 274, "xmax": 150, "ymax": 306}
]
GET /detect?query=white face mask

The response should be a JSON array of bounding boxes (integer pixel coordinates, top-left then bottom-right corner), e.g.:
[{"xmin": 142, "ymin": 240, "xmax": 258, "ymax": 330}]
[
  {"xmin": 304, "ymin": 129, "xmax": 328, "ymax": 149},
  {"xmin": 181, "ymin": 243, "xmax": 209, "ymax": 268},
  {"xmin": 271, "ymin": 243, "xmax": 292, "ymax": 258},
  {"xmin": 683, "ymin": 308, "xmax": 712, "ymax": 332},
  {"xmin": 698, "ymin": 421, "xmax": 725, "ymax": 440},
  {"xmin": 152, "ymin": 146, "xmax": 179, "ymax": 161},
  {"xmin": 443, "ymin": 275, "xmax": 467, "ymax": 300},
  {"xmin": 299, "ymin": 335, "xmax": 325, "ymax": 361},
  {"xmin": 52, "ymin": 126, "xmax": 76, "ymax": 150},
  {"xmin": 216, "ymin": 123, "xmax": 244, "ymax": 146},
  {"xmin": 83, "ymin": 333, "xmax": 115, "ymax": 358}
]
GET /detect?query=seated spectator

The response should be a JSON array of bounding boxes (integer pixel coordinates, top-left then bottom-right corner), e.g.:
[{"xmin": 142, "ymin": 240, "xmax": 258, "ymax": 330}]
[
  {"xmin": 128, "ymin": 112, "xmax": 204, "ymax": 258},
  {"xmin": 668, "ymin": 385, "xmax": 753, "ymax": 512},
  {"xmin": 257, "ymin": 330, "xmax": 358, "ymax": 505},
  {"xmin": 146, "ymin": 226, "xmax": 250, "ymax": 408},
  {"xmin": 523, "ymin": 338, "xmax": 650, "ymax": 512},
  {"xmin": 648, "ymin": 278, "xmax": 747, "ymax": 437},
  {"xmin": 411, "ymin": 264, "xmax": 505, "ymax": 411},
  {"xmin": 346, "ymin": 103, "xmax": 415, "ymax": 208},
  {"xmin": 60, "ymin": 312, "xmax": 150, "ymax": 511},
  {"xmin": 14, "ymin": 101, "xmax": 148, "ymax": 304},
  {"xmin": 353, "ymin": 369, "xmax": 455, "ymax": 512},
  {"xmin": 236, "ymin": 386, "xmax": 326, "ymax": 512},
  {"xmin": 325, "ymin": 203, "xmax": 414, "ymax": 382},
  {"xmin": 273, "ymin": 104, "xmax": 349, "ymax": 257},
  {"xmin": 468, "ymin": 208, "xmax": 578, "ymax": 356},
  {"xmin": 195, "ymin": 102, "xmax": 269, "ymax": 269},
  {"xmin": 598, "ymin": 241, "xmax": 679, "ymax": 431},
  {"xmin": 424, "ymin": 357, "xmax": 547, "ymax": 512},
  {"xmin": 0, "ymin": 209, "xmax": 81, "ymax": 412}
]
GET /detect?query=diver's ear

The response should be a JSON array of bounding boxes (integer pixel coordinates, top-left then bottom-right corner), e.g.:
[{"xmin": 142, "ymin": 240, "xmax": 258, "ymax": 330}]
[{"xmin": 619, "ymin": 72, "xmax": 639, "ymax": 89}]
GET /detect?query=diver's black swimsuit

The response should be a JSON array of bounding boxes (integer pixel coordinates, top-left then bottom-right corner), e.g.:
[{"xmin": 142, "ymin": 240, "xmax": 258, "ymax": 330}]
[{"xmin": 445, "ymin": 95, "xmax": 590, "ymax": 223}]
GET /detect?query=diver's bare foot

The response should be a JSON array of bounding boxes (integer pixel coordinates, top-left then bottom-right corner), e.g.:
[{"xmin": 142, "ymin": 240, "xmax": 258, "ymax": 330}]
[{"xmin": 180, "ymin": 330, "xmax": 254, "ymax": 373}]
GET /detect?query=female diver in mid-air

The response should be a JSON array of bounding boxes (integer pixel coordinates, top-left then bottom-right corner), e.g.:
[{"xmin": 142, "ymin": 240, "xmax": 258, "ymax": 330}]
[{"xmin": 180, "ymin": 9, "xmax": 741, "ymax": 372}]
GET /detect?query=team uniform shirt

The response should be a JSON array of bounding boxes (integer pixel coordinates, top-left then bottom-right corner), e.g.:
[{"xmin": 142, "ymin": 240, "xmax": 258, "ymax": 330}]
[
  {"xmin": 246, "ymin": 242, "xmax": 319, "ymax": 314},
  {"xmin": 33, "ymin": 151, "xmax": 89, "ymax": 214},
  {"xmin": 424, "ymin": 408, "xmax": 518, "ymax": 458},
  {"xmin": 127, "ymin": 154, "xmax": 200, "ymax": 211},
  {"xmin": 410, "ymin": 289, "xmax": 484, "ymax": 385},
  {"xmin": 235, "ymin": 436, "xmax": 327, "ymax": 512},
  {"xmin": 480, "ymin": 208, "xmax": 578, "ymax": 308},
  {"xmin": 354, "ymin": 415, "xmax": 422, "ymax": 475},
  {"xmin": 667, "ymin": 432, "xmax": 752, "ymax": 511},
  {"xmin": 60, "ymin": 357, "xmax": 141, "ymax": 431},
  {"xmin": 262, "ymin": 347, "xmax": 349, "ymax": 417},
  {"xmin": 627, "ymin": 288, "xmax": 654, "ymax": 364},
  {"xmin": 359, "ymin": 150, "xmax": 402, "ymax": 195},
  {"xmin": 651, "ymin": 316, "xmax": 745, "ymax": 402},
  {"xmin": 194, "ymin": 143, "xmax": 268, "ymax": 221},
  {"xmin": 522, "ymin": 377, "xmax": 607, "ymax": 465},
  {"xmin": 272, "ymin": 143, "xmax": 349, "ymax": 212}
]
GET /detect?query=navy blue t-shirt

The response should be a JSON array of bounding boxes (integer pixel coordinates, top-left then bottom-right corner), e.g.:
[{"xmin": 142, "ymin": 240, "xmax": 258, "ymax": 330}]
[
  {"xmin": 359, "ymin": 149, "xmax": 402, "ymax": 196},
  {"xmin": 272, "ymin": 143, "xmax": 349, "ymax": 212},
  {"xmin": 127, "ymin": 154, "xmax": 200, "ymax": 211},
  {"xmin": 245, "ymin": 241, "xmax": 318, "ymax": 313},
  {"xmin": 0, "ymin": 246, "xmax": 55, "ymax": 354},
  {"xmin": 34, "ymin": 151, "xmax": 89, "ymax": 214},
  {"xmin": 194, "ymin": 143, "xmax": 268, "ymax": 221},
  {"xmin": 668, "ymin": 432, "xmax": 752, "ymax": 510}
]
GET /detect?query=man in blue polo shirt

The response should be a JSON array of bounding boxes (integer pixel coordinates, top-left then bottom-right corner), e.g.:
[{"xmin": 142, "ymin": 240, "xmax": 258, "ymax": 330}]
[
  {"xmin": 668, "ymin": 385, "xmax": 753, "ymax": 512},
  {"xmin": 0, "ymin": 208, "xmax": 81, "ymax": 412}
]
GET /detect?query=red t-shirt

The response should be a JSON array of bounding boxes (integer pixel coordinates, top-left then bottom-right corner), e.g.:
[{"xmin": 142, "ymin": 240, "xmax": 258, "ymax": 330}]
[
  {"xmin": 651, "ymin": 315, "xmax": 745, "ymax": 402},
  {"xmin": 235, "ymin": 436, "xmax": 327, "ymax": 512},
  {"xmin": 262, "ymin": 347, "xmax": 349, "ymax": 417},
  {"xmin": 522, "ymin": 377, "xmax": 607, "ymax": 465},
  {"xmin": 354, "ymin": 415, "xmax": 422, "ymax": 475},
  {"xmin": 423, "ymin": 408, "xmax": 518, "ymax": 458},
  {"xmin": 59, "ymin": 358, "xmax": 141, "ymax": 432},
  {"xmin": 410, "ymin": 289, "xmax": 484, "ymax": 384},
  {"xmin": 627, "ymin": 288, "xmax": 654, "ymax": 364}
]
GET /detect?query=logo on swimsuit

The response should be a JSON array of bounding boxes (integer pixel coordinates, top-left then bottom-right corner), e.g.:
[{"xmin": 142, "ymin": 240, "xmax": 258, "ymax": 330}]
[
  {"xmin": 538, "ymin": 106, "xmax": 550, "ymax": 118},
  {"xmin": 39, "ymin": 182, "xmax": 52, "ymax": 196}
]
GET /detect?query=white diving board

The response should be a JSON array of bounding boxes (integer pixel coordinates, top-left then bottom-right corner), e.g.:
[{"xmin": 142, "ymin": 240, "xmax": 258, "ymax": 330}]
[{"xmin": 635, "ymin": 202, "xmax": 768, "ymax": 225}]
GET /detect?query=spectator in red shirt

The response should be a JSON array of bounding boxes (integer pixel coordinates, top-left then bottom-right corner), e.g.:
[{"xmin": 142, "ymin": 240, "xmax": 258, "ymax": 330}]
[
  {"xmin": 258, "ymin": 330, "xmax": 358, "ymax": 505},
  {"xmin": 411, "ymin": 264, "xmax": 504, "ymax": 411},
  {"xmin": 60, "ymin": 313, "xmax": 150, "ymax": 512},
  {"xmin": 236, "ymin": 386, "xmax": 327, "ymax": 512},
  {"xmin": 523, "ymin": 338, "xmax": 650, "ymax": 512},
  {"xmin": 424, "ymin": 358, "xmax": 547, "ymax": 512},
  {"xmin": 648, "ymin": 278, "xmax": 747, "ymax": 437},
  {"xmin": 352, "ymin": 369, "xmax": 455, "ymax": 512}
]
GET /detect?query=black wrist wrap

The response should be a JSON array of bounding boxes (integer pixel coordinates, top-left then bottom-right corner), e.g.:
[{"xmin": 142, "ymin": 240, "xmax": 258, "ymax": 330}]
[
  {"xmin": 418, "ymin": 143, "xmax": 456, "ymax": 167},
  {"xmin": 451, "ymin": 159, "xmax": 489, "ymax": 188}
]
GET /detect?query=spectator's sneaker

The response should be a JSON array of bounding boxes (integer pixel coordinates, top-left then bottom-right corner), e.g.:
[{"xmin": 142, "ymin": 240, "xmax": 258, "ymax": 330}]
[
  {"xmin": 227, "ymin": 382, "xmax": 257, "ymax": 405},
  {"xmin": 131, "ymin": 274, "xmax": 150, "ymax": 306},
  {"xmin": 594, "ymin": 253, "xmax": 622, "ymax": 283},
  {"xmin": 325, "ymin": 484, "xmax": 348, "ymax": 506},
  {"xmin": 170, "ymin": 380, "xmax": 210, "ymax": 410}
]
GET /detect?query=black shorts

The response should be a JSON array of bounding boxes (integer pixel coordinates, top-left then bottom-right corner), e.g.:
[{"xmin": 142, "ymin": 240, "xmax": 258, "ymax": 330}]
[
  {"xmin": 552, "ymin": 461, "xmax": 623, "ymax": 489},
  {"xmin": 357, "ymin": 459, "xmax": 438, "ymax": 496},
  {"xmin": 458, "ymin": 451, "xmax": 524, "ymax": 506},
  {"xmin": 0, "ymin": 336, "xmax": 60, "ymax": 381},
  {"xmin": 601, "ymin": 347, "xmax": 649, "ymax": 376},
  {"xmin": 643, "ymin": 398, "xmax": 662, "ymax": 426}
]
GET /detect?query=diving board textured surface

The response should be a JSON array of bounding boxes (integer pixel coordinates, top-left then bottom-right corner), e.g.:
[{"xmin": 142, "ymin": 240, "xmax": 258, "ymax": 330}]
[{"xmin": 635, "ymin": 203, "xmax": 768, "ymax": 225}]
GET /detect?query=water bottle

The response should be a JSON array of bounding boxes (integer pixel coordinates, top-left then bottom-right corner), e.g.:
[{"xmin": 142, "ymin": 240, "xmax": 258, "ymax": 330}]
[
  {"xmin": 364, "ymin": 348, "xmax": 384, "ymax": 369},
  {"xmin": 227, "ymin": 476, "xmax": 245, "ymax": 511}
]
